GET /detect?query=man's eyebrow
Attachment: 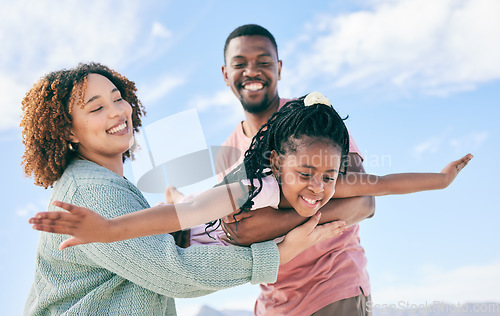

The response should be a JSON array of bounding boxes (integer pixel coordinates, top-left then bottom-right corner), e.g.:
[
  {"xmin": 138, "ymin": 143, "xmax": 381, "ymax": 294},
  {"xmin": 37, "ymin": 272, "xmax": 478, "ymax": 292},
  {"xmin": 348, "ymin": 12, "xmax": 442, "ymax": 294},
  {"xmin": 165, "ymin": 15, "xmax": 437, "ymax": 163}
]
[
  {"xmin": 300, "ymin": 164, "xmax": 338, "ymax": 173},
  {"xmin": 231, "ymin": 53, "xmax": 273, "ymax": 59}
]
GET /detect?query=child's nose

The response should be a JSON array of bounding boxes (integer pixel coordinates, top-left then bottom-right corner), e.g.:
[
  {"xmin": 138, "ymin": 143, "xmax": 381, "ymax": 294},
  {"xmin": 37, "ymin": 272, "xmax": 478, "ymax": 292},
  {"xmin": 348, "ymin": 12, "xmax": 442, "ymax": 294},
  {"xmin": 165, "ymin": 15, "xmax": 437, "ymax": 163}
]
[{"xmin": 308, "ymin": 177, "xmax": 324, "ymax": 193}]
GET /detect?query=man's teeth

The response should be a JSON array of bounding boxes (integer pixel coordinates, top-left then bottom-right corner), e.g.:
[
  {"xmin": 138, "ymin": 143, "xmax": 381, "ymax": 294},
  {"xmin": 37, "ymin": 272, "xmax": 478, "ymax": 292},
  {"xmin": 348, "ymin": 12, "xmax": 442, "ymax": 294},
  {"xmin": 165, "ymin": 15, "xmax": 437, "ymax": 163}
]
[
  {"xmin": 302, "ymin": 196, "xmax": 319, "ymax": 204},
  {"xmin": 107, "ymin": 122, "xmax": 127, "ymax": 134},
  {"xmin": 244, "ymin": 83, "xmax": 263, "ymax": 91}
]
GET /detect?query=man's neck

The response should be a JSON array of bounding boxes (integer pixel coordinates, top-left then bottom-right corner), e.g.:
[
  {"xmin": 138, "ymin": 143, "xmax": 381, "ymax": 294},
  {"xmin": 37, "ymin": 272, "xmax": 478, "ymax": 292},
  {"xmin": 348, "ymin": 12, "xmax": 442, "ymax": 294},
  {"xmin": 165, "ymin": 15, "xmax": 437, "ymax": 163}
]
[{"xmin": 241, "ymin": 98, "xmax": 280, "ymax": 138}]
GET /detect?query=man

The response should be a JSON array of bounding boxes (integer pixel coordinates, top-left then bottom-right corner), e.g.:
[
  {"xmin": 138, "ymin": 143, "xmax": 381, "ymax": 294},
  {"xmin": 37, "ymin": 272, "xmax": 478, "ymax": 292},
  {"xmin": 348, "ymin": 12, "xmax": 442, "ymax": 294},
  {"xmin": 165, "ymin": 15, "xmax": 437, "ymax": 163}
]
[{"xmin": 217, "ymin": 24, "xmax": 375, "ymax": 316}]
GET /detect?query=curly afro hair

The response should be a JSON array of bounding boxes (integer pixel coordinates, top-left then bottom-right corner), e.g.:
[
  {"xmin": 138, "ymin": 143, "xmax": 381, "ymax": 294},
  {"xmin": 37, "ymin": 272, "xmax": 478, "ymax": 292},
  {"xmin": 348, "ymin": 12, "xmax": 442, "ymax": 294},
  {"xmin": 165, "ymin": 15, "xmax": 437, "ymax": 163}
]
[{"xmin": 21, "ymin": 62, "xmax": 146, "ymax": 188}]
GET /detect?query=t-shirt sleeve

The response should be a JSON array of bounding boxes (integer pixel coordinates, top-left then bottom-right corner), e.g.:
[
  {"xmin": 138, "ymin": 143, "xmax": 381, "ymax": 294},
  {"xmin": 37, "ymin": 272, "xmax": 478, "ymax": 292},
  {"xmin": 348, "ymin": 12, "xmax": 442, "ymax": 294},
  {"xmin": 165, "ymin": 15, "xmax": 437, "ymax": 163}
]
[
  {"xmin": 71, "ymin": 182, "xmax": 279, "ymax": 298},
  {"xmin": 348, "ymin": 130, "xmax": 364, "ymax": 161}
]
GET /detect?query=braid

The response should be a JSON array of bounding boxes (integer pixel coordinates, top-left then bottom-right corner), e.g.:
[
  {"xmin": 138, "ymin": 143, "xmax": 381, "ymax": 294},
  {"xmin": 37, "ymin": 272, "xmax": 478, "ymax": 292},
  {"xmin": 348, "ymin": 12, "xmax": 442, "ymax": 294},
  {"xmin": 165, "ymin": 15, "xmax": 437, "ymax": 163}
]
[{"xmin": 206, "ymin": 94, "xmax": 350, "ymax": 237}]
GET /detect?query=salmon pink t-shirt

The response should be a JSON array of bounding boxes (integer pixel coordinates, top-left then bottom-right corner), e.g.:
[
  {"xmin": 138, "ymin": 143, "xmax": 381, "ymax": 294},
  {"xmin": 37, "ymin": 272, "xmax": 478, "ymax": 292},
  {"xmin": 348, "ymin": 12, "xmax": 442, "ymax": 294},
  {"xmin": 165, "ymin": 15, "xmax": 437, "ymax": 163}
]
[{"xmin": 216, "ymin": 98, "xmax": 370, "ymax": 315}]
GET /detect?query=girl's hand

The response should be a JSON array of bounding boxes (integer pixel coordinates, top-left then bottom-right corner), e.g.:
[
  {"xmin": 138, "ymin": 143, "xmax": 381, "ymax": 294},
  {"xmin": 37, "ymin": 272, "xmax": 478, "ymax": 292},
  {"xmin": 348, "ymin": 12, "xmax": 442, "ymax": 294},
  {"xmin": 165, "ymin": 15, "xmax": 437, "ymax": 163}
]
[
  {"xmin": 29, "ymin": 201, "xmax": 114, "ymax": 250},
  {"xmin": 440, "ymin": 153, "xmax": 473, "ymax": 188},
  {"xmin": 277, "ymin": 212, "xmax": 346, "ymax": 265}
]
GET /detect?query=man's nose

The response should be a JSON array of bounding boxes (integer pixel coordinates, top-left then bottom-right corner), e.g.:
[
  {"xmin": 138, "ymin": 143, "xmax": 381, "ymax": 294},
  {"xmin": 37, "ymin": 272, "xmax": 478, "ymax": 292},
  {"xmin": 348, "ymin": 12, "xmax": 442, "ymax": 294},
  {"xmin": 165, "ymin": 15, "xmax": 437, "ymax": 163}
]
[{"xmin": 243, "ymin": 62, "xmax": 261, "ymax": 77}]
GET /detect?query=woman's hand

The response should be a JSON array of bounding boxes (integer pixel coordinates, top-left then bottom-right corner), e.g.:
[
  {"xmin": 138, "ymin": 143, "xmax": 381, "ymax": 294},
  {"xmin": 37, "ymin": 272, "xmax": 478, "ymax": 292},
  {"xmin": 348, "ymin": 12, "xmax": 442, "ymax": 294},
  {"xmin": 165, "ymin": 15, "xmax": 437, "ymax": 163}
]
[
  {"xmin": 277, "ymin": 212, "xmax": 346, "ymax": 265},
  {"xmin": 29, "ymin": 201, "xmax": 114, "ymax": 250}
]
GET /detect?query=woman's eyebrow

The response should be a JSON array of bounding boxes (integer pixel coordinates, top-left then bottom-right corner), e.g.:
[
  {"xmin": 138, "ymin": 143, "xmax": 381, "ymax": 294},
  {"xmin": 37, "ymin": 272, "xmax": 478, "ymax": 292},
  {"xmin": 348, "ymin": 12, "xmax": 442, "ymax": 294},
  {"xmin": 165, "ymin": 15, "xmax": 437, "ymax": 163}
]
[
  {"xmin": 86, "ymin": 95, "xmax": 101, "ymax": 105},
  {"xmin": 85, "ymin": 88, "xmax": 119, "ymax": 105}
]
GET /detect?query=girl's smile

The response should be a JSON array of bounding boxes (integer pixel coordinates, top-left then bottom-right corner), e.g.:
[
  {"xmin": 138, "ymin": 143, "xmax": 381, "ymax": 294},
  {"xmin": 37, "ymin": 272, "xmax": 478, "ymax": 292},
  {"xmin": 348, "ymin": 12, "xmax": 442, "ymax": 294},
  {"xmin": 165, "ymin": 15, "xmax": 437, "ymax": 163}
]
[{"xmin": 272, "ymin": 136, "xmax": 341, "ymax": 217}]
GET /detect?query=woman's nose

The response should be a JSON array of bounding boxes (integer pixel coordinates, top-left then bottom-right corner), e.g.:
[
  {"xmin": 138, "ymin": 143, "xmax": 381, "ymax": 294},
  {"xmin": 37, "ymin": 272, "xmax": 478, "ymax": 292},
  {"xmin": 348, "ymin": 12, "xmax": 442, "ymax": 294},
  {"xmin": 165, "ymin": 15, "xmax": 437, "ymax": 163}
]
[{"xmin": 109, "ymin": 101, "xmax": 125, "ymax": 117}]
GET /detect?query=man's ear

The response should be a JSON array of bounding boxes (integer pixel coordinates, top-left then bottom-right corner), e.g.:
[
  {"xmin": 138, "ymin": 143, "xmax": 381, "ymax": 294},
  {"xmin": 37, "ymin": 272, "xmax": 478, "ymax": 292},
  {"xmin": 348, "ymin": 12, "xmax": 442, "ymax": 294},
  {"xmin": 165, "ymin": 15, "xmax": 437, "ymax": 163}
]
[
  {"xmin": 270, "ymin": 150, "xmax": 280, "ymax": 175},
  {"xmin": 221, "ymin": 65, "xmax": 230, "ymax": 87},
  {"xmin": 277, "ymin": 60, "xmax": 282, "ymax": 81}
]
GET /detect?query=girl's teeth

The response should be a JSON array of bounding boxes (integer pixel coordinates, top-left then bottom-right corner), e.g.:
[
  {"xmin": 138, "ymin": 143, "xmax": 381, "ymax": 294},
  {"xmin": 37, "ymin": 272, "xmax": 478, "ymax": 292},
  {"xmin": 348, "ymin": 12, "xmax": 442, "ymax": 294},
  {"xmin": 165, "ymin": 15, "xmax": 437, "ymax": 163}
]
[{"xmin": 302, "ymin": 196, "xmax": 319, "ymax": 204}]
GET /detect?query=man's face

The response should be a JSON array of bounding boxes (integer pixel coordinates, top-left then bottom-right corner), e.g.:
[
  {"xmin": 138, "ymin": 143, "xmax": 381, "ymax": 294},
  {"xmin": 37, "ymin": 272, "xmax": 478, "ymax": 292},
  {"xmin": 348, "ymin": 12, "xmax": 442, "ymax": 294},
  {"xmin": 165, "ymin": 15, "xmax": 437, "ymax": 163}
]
[{"xmin": 222, "ymin": 35, "xmax": 282, "ymax": 114}]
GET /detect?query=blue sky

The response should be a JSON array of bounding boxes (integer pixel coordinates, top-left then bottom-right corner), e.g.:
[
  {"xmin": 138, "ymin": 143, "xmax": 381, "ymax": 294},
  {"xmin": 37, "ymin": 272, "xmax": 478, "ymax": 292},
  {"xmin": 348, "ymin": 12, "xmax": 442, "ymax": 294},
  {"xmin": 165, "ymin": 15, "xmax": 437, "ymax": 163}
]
[{"xmin": 1, "ymin": 0, "xmax": 499, "ymax": 315}]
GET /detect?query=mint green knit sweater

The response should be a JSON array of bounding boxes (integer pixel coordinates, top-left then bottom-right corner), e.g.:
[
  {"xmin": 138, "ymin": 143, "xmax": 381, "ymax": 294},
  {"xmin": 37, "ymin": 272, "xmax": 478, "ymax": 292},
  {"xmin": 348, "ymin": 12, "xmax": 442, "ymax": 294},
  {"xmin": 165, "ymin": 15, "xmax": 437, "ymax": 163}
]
[{"xmin": 24, "ymin": 160, "xmax": 279, "ymax": 315}]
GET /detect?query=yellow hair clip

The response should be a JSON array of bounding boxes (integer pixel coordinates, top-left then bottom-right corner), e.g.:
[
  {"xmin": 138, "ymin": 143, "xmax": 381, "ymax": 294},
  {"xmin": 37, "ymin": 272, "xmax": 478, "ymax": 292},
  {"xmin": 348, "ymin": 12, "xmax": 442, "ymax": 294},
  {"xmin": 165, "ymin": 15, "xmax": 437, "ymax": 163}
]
[{"xmin": 304, "ymin": 91, "xmax": 331, "ymax": 107}]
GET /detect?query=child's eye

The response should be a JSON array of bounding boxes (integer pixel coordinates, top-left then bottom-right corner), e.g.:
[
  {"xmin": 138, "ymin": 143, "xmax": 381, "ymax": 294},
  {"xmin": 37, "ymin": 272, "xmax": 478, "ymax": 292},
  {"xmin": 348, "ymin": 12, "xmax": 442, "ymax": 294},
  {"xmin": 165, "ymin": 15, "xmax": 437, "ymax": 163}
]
[
  {"xmin": 114, "ymin": 98, "xmax": 123, "ymax": 102},
  {"xmin": 298, "ymin": 172, "xmax": 311, "ymax": 178},
  {"xmin": 323, "ymin": 176, "xmax": 335, "ymax": 183}
]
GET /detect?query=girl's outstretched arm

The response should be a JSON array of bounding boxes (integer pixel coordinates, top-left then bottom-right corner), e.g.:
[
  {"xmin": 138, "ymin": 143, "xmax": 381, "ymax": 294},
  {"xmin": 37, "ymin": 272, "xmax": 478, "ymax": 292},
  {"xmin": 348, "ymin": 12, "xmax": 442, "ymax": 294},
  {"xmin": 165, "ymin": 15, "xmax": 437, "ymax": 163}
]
[
  {"xmin": 333, "ymin": 154, "xmax": 473, "ymax": 198},
  {"xmin": 29, "ymin": 181, "xmax": 250, "ymax": 249}
]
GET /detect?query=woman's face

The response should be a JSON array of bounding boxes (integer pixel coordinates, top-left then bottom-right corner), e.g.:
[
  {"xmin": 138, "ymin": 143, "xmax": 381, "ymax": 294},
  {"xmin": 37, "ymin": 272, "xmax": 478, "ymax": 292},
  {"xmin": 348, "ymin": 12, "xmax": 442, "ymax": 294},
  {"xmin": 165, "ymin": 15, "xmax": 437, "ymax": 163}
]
[
  {"xmin": 69, "ymin": 73, "xmax": 133, "ymax": 165},
  {"xmin": 272, "ymin": 137, "xmax": 341, "ymax": 217}
]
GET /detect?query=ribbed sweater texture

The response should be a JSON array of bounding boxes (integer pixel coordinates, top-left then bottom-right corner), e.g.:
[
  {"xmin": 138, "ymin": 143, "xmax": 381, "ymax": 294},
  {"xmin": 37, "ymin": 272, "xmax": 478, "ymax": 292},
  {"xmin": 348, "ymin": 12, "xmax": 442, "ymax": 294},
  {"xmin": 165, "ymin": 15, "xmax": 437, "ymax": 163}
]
[{"xmin": 25, "ymin": 160, "xmax": 279, "ymax": 315}]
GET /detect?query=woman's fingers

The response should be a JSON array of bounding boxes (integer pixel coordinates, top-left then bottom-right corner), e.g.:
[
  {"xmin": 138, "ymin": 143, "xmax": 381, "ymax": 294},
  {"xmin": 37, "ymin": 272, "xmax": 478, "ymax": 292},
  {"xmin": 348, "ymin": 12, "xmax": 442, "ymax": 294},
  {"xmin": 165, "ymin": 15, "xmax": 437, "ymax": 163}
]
[
  {"xmin": 298, "ymin": 211, "xmax": 322, "ymax": 235},
  {"xmin": 313, "ymin": 220, "xmax": 346, "ymax": 239},
  {"xmin": 59, "ymin": 237, "xmax": 83, "ymax": 250}
]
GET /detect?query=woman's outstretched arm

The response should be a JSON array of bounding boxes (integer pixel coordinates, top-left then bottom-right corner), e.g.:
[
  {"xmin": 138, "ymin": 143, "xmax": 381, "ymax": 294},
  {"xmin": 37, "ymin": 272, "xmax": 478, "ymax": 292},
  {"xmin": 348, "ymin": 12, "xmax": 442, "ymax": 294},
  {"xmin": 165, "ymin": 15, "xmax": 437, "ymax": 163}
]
[{"xmin": 29, "ymin": 181, "xmax": 250, "ymax": 249}]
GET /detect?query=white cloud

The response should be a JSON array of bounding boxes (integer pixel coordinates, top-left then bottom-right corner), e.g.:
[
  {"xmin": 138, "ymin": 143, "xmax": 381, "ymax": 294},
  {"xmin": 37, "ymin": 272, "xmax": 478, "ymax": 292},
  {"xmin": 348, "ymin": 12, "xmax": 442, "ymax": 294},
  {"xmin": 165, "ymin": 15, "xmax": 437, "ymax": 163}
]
[
  {"xmin": 16, "ymin": 198, "xmax": 48, "ymax": 218},
  {"xmin": 189, "ymin": 89, "xmax": 245, "ymax": 124},
  {"xmin": 0, "ymin": 75, "xmax": 26, "ymax": 131},
  {"xmin": 412, "ymin": 128, "xmax": 452, "ymax": 157},
  {"xmin": 373, "ymin": 261, "xmax": 500, "ymax": 304},
  {"xmin": 151, "ymin": 22, "xmax": 172, "ymax": 39},
  {"xmin": 0, "ymin": 0, "xmax": 156, "ymax": 132},
  {"xmin": 284, "ymin": 0, "xmax": 500, "ymax": 96},
  {"xmin": 138, "ymin": 74, "xmax": 186, "ymax": 106},
  {"xmin": 449, "ymin": 131, "xmax": 488, "ymax": 153},
  {"xmin": 413, "ymin": 129, "xmax": 488, "ymax": 157}
]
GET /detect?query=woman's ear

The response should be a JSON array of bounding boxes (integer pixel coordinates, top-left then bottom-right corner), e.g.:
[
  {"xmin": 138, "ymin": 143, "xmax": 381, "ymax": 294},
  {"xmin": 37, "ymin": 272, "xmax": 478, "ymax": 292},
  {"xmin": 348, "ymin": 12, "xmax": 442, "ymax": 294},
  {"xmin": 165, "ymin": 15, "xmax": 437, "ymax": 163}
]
[{"xmin": 67, "ymin": 129, "xmax": 79, "ymax": 144}]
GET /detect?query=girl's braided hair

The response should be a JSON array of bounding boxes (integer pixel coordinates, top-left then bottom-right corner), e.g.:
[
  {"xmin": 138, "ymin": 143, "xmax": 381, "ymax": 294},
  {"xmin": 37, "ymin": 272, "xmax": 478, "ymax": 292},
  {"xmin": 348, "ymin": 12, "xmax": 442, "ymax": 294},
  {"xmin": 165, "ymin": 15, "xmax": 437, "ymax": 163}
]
[{"xmin": 206, "ymin": 94, "xmax": 350, "ymax": 235}]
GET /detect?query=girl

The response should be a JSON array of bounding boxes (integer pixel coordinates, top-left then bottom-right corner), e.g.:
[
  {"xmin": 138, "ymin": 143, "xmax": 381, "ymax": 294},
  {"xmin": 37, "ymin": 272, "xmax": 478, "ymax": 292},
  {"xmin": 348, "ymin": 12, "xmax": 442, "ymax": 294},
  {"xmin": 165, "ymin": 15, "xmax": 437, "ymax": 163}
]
[
  {"xmin": 29, "ymin": 92, "xmax": 472, "ymax": 249},
  {"xmin": 22, "ymin": 64, "xmax": 343, "ymax": 315}
]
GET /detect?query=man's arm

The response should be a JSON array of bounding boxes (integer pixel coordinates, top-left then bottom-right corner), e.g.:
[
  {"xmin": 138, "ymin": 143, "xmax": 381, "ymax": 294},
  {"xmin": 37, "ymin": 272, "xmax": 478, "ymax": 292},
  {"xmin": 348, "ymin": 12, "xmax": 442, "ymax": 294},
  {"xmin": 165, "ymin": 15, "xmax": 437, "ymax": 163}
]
[{"xmin": 221, "ymin": 153, "xmax": 375, "ymax": 246}]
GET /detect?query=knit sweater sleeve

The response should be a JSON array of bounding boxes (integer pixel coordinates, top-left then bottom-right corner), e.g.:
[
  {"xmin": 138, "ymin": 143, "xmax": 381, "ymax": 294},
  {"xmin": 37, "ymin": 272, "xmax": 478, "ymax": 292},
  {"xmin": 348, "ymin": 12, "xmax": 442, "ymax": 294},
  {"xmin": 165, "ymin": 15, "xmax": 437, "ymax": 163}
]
[{"xmin": 68, "ymin": 171, "xmax": 279, "ymax": 298}]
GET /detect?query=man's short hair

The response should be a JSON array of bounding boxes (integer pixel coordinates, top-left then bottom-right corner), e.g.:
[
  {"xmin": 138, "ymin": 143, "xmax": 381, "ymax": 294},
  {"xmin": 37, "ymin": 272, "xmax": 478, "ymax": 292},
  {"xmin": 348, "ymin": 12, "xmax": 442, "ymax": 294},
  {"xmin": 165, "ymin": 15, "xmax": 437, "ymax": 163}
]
[{"xmin": 224, "ymin": 24, "xmax": 278, "ymax": 62}]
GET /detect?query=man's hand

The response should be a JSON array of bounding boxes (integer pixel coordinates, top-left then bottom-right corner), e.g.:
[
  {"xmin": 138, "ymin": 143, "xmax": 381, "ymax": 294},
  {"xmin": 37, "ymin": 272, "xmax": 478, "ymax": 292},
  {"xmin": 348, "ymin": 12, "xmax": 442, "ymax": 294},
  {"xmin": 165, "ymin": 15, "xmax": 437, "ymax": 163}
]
[{"xmin": 221, "ymin": 207, "xmax": 305, "ymax": 246}]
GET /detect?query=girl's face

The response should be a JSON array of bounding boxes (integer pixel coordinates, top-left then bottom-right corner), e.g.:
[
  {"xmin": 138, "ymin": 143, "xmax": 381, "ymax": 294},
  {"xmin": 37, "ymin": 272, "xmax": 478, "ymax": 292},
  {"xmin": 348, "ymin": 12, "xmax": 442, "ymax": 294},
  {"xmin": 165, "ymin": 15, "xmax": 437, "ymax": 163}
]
[
  {"xmin": 69, "ymin": 73, "xmax": 133, "ymax": 166},
  {"xmin": 272, "ymin": 136, "xmax": 341, "ymax": 217}
]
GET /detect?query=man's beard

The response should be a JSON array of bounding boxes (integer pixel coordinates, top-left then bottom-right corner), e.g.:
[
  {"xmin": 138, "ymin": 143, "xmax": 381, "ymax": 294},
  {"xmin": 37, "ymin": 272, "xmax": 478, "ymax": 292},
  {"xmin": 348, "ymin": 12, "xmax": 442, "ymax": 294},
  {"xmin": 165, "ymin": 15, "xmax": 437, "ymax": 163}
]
[{"xmin": 240, "ymin": 94, "xmax": 271, "ymax": 114}]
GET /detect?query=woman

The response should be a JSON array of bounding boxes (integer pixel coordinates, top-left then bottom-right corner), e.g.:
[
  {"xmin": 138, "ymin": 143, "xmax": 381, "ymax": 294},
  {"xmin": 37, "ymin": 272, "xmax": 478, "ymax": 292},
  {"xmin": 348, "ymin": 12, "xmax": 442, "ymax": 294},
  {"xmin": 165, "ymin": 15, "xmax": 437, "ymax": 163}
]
[{"xmin": 21, "ymin": 63, "xmax": 344, "ymax": 315}]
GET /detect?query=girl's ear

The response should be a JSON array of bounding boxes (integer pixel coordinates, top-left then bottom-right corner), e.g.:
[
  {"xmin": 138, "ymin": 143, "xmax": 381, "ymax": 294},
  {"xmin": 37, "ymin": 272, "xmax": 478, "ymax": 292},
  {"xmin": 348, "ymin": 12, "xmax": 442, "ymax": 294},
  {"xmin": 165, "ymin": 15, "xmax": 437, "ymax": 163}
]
[{"xmin": 270, "ymin": 150, "xmax": 280, "ymax": 175}]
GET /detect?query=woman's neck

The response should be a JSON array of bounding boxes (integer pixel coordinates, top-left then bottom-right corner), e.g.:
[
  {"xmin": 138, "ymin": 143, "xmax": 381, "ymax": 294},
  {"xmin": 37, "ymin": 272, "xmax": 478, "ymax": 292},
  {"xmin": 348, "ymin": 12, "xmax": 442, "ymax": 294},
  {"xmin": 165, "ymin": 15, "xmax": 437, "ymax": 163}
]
[{"xmin": 76, "ymin": 152, "xmax": 124, "ymax": 177}]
